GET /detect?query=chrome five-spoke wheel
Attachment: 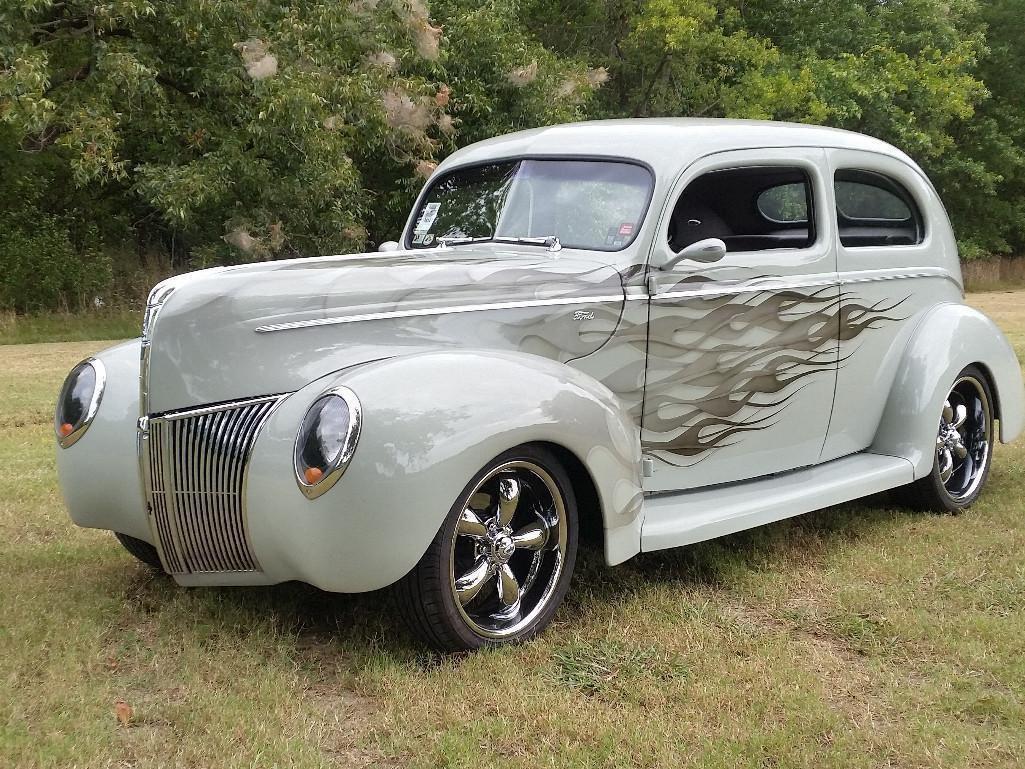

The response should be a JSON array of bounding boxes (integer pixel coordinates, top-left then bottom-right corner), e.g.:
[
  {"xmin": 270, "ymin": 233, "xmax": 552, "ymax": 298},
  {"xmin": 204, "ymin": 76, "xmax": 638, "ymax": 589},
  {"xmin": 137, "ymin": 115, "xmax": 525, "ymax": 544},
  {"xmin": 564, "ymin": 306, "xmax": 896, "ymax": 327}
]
[
  {"xmin": 451, "ymin": 461, "xmax": 568, "ymax": 639},
  {"xmin": 897, "ymin": 366, "xmax": 994, "ymax": 513},
  {"xmin": 935, "ymin": 376, "xmax": 991, "ymax": 503},
  {"xmin": 395, "ymin": 445, "xmax": 578, "ymax": 652}
]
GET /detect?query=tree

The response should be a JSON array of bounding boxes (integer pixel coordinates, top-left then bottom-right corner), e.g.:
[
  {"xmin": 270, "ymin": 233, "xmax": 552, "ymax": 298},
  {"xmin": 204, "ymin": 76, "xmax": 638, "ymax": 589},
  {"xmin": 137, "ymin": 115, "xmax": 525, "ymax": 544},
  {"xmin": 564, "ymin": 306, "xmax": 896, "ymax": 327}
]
[
  {"xmin": 524, "ymin": 0, "xmax": 1008, "ymax": 256},
  {"xmin": 1, "ymin": 0, "xmax": 1023, "ymax": 312},
  {"xmin": 962, "ymin": 0, "xmax": 1025, "ymax": 255},
  {"xmin": 0, "ymin": 0, "xmax": 601, "ymax": 281}
]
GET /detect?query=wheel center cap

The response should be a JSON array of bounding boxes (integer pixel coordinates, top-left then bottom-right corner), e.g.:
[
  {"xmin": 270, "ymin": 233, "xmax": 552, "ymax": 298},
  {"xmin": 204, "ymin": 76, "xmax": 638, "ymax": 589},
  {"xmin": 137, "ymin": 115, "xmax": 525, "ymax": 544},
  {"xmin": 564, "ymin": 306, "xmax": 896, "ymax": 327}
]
[
  {"xmin": 941, "ymin": 425, "xmax": 964, "ymax": 450},
  {"xmin": 491, "ymin": 534, "xmax": 515, "ymax": 564}
]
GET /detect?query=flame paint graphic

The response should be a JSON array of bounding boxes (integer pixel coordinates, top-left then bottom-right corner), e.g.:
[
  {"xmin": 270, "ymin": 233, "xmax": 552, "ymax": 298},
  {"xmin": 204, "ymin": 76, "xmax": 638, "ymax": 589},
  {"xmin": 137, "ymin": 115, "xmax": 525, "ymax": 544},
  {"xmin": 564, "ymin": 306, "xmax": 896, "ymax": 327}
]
[{"xmin": 630, "ymin": 284, "xmax": 909, "ymax": 463}]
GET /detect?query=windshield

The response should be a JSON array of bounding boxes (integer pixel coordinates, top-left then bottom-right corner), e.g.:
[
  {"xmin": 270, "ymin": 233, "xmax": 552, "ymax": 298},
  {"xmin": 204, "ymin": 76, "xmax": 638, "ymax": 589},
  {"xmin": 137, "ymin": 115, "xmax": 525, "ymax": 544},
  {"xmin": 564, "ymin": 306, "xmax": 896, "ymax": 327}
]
[{"xmin": 407, "ymin": 159, "xmax": 653, "ymax": 251}]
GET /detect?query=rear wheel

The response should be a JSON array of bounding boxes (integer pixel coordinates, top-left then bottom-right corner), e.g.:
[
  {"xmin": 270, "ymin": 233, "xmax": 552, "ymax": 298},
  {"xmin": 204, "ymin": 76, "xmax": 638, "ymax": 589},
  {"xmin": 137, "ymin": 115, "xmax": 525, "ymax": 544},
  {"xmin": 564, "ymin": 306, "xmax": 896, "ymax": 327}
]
[
  {"xmin": 895, "ymin": 366, "xmax": 994, "ymax": 513},
  {"xmin": 395, "ymin": 445, "xmax": 578, "ymax": 652},
  {"xmin": 114, "ymin": 532, "xmax": 166, "ymax": 572}
]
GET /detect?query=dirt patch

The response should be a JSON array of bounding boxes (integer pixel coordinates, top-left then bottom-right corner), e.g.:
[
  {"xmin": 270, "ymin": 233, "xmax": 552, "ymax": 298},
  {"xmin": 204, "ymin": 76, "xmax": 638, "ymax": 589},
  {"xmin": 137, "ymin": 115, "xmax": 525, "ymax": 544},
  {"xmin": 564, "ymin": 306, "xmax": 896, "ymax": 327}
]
[{"xmin": 304, "ymin": 682, "xmax": 402, "ymax": 768}]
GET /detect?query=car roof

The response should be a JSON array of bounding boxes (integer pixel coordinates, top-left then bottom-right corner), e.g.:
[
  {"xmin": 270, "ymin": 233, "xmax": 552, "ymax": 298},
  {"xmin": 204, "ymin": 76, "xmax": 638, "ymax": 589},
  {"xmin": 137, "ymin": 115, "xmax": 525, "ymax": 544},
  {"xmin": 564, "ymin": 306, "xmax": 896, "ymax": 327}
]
[{"xmin": 437, "ymin": 118, "xmax": 917, "ymax": 175}]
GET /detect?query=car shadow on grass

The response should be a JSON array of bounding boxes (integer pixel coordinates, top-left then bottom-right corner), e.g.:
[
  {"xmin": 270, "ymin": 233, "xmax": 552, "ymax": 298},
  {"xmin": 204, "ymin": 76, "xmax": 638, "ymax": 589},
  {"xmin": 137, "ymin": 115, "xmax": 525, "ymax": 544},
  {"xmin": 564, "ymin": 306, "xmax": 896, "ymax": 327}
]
[
  {"xmin": 110, "ymin": 490, "xmax": 920, "ymax": 667},
  {"xmin": 561, "ymin": 491, "xmax": 920, "ymax": 624}
]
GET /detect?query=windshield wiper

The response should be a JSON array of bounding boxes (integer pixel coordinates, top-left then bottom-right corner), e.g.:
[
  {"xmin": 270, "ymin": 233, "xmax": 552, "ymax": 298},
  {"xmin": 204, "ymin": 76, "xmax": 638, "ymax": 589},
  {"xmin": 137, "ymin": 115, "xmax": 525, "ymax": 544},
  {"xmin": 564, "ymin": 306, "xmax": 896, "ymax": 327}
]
[
  {"xmin": 436, "ymin": 236, "xmax": 493, "ymax": 246},
  {"xmin": 437, "ymin": 235, "xmax": 562, "ymax": 252}
]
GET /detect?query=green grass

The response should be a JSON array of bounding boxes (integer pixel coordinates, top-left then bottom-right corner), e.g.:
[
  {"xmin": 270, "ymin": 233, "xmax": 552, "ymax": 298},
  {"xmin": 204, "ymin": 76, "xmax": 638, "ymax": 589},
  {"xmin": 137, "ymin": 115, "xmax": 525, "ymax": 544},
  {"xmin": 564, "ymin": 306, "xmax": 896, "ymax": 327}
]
[
  {"xmin": 2, "ymin": 292, "xmax": 1024, "ymax": 767},
  {"xmin": 0, "ymin": 309, "xmax": 141, "ymax": 345}
]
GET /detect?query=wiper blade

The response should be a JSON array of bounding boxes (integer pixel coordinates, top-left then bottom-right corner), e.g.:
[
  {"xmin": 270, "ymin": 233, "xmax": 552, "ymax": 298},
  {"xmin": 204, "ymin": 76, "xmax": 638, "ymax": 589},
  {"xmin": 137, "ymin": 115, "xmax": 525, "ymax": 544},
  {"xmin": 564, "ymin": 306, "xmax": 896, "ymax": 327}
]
[
  {"xmin": 437, "ymin": 235, "xmax": 562, "ymax": 252},
  {"xmin": 436, "ymin": 235, "xmax": 494, "ymax": 246},
  {"xmin": 494, "ymin": 236, "xmax": 562, "ymax": 251}
]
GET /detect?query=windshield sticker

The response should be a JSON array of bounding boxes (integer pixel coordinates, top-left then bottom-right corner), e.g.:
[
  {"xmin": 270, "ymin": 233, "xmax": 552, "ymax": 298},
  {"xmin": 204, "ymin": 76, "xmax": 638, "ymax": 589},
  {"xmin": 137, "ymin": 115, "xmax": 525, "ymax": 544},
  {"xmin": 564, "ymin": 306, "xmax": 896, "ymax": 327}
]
[
  {"xmin": 618, "ymin": 222, "xmax": 635, "ymax": 237},
  {"xmin": 414, "ymin": 202, "xmax": 441, "ymax": 232}
]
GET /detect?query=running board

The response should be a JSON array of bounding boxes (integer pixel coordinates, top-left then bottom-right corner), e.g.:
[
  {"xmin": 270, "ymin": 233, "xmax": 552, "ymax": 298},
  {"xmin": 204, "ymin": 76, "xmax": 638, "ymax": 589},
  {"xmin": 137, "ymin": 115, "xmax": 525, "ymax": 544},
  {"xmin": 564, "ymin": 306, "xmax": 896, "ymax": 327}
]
[{"xmin": 640, "ymin": 453, "xmax": 915, "ymax": 553}]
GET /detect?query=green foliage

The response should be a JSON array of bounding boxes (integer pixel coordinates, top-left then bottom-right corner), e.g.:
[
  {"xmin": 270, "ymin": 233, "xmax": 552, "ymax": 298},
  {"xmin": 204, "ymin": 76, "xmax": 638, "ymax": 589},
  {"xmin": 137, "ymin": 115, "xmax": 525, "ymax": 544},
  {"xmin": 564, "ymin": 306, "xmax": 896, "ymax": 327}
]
[
  {"xmin": 526, "ymin": 0, "xmax": 1009, "ymax": 256},
  {"xmin": 0, "ymin": 208, "xmax": 111, "ymax": 312},
  {"xmin": 1, "ymin": 0, "xmax": 1024, "ymax": 310},
  {"xmin": 0, "ymin": 0, "xmax": 599, "ymax": 284}
]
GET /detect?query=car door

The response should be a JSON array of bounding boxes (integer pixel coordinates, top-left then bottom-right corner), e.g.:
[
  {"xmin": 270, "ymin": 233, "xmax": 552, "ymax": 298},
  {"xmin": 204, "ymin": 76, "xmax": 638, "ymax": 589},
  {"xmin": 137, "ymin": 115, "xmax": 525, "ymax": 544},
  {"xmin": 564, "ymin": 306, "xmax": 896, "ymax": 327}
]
[
  {"xmin": 818, "ymin": 148, "xmax": 965, "ymax": 461},
  {"xmin": 641, "ymin": 147, "xmax": 840, "ymax": 492}
]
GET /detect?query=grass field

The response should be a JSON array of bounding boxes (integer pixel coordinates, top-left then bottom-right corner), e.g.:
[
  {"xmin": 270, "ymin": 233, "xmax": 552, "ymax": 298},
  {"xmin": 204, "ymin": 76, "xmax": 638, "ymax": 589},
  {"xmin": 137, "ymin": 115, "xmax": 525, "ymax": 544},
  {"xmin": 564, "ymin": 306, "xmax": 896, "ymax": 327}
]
[
  {"xmin": 0, "ymin": 309, "xmax": 142, "ymax": 346},
  {"xmin": 2, "ymin": 291, "xmax": 1024, "ymax": 768}
]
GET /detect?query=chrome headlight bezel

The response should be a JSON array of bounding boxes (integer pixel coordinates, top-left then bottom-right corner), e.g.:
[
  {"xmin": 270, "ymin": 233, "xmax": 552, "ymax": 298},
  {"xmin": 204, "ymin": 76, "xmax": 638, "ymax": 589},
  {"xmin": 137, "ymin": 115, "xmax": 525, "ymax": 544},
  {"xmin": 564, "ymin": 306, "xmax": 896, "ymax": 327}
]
[
  {"xmin": 293, "ymin": 386, "xmax": 362, "ymax": 499},
  {"xmin": 55, "ymin": 357, "xmax": 106, "ymax": 449}
]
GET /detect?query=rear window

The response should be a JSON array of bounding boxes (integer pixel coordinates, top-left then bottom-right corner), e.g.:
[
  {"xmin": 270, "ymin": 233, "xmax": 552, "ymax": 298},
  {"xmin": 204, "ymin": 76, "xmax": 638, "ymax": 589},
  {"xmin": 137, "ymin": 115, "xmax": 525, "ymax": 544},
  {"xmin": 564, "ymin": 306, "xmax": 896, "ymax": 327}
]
[
  {"xmin": 757, "ymin": 183, "xmax": 810, "ymax": 223},
  {"xmin": 834, "ymin": 170, "xmax": 923, "ymax": 247}
]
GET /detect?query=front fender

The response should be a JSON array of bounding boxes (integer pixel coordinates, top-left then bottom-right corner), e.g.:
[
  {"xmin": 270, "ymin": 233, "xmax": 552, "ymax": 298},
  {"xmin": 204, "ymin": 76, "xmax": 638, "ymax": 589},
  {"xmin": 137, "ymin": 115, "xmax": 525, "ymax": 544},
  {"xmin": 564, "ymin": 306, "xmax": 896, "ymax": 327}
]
[
  {"xmin": 243, "ymin": 350, "xmax": 643, "ymax": 593},
  {"xmin": 871, "ymin": 303, "xmax": 1025, "ymax": 476},
  {"xmin": 56, "ymin": 338, "xmax": 152, "ymax": 543}
]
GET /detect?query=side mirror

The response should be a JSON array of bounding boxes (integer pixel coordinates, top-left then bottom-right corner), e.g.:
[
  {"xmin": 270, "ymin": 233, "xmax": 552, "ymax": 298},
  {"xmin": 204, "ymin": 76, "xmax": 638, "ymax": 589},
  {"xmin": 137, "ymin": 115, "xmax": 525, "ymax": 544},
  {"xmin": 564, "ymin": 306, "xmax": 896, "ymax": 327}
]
[
  {"xmin": 661, "ymin": 238, "xmax": 727, "ymax": 270},
  {"xmin": 377, "ymin": 240, "xmax": 400, "ymax": 252}
]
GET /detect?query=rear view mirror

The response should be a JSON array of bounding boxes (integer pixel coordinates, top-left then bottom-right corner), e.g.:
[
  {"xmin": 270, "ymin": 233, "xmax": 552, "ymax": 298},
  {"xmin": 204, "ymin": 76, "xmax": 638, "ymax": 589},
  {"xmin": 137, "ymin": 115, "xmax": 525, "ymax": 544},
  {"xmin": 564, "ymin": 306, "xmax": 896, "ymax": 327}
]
[
  {"xmin": 661, "ymin": 238, "xmax": 727, "ymax": 270},
  {"xmin": 378, "ymin": 240, "xmax": 400, "ymax": 252}
]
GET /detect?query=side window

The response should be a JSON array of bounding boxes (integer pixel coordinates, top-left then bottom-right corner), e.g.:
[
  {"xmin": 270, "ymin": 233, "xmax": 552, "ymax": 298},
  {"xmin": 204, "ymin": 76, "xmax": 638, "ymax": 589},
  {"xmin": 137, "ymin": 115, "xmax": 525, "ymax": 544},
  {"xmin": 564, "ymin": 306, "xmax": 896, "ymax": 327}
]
[
  {"xmin": 834, "ymin": 169, "xmax": 924, "ymax": 247},
  {"xmin": 667, "ymin": 167, "xmax": 815, "ymax": 253},
  {"xmin": 757, "ymin": 183, "xmax": 809, "ymax": 223}
]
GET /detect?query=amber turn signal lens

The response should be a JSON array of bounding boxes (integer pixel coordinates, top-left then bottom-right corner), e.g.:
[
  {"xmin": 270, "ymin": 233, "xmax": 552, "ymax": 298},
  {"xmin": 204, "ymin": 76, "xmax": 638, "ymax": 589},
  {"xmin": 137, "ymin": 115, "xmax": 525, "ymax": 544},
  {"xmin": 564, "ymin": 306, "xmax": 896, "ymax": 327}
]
[
  {"xmin": 59, "ymin": 423, "xmax": 75, "ymax": 438},
  {"xmin": 304, "ymin": 466, "xmax": 324, "ymax": 485}
]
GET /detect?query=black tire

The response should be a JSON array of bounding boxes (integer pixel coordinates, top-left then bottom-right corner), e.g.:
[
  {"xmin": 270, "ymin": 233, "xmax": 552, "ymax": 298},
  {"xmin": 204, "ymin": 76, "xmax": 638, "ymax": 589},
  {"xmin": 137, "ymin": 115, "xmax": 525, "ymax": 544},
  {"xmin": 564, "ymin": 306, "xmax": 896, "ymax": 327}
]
[
  {"xmin": 894, "ymin": 365, "xmax": 995, "ymax": 514},
  {"xmin": 114, "ymin": 532, "xmax": 166, "ymax": 572},
  {"xmin": 394, "ymin": 444, "xmax": 578, "ymax": 652}
]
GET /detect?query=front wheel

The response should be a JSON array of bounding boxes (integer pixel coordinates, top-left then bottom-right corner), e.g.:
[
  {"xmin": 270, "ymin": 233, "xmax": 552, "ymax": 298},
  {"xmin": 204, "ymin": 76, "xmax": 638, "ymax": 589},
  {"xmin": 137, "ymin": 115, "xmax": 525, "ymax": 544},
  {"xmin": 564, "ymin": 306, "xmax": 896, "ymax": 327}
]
[
  {"xmin": 394, "ymin": 445, "xmax": 578, "ymax": 652},
  {"xmin": 895, "ymin": 366, "xmax": 995, "ymax": 513},
  {"xmin": 114, "ymin": 532, "xmax": 166, "ymax": 572}
]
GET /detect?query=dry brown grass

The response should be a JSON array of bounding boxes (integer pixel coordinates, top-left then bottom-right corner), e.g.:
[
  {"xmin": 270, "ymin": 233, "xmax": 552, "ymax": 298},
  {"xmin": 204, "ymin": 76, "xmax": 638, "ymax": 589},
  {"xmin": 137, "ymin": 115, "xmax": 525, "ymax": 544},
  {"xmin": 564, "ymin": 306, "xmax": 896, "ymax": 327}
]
[{"xmin": 1, "ymin": 291, "xmax": 1024, "ymax": 768}]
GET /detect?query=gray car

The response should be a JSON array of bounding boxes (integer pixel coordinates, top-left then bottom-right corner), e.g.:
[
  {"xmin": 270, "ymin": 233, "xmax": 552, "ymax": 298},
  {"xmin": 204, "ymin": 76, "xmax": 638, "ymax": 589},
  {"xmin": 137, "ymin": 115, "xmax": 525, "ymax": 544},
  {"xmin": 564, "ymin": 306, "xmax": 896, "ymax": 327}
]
[{"xmin": 56, "ymin": 119, "xmax": 1025, "ymax": 651}]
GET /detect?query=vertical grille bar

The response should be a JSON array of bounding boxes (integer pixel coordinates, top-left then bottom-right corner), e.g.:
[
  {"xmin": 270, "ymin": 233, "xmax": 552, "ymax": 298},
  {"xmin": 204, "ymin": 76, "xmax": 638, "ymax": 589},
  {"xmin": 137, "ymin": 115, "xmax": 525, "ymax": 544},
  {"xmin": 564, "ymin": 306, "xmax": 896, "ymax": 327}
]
[
  {"xmin": 143, "ymin": 396, "xmax": 280, "ymax": 574},
  {"xmin": 148, "ymin": 419, "xmax": 185, "ymax": 574}
]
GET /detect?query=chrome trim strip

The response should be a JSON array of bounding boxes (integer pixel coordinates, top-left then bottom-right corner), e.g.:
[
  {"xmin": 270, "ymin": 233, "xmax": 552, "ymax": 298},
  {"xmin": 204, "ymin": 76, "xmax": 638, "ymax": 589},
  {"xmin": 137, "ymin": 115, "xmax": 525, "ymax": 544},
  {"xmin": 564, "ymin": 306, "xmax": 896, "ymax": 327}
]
[
  {"xmin": 650, "ymin": 267, "xmax": 957, "ymax": 302},
  {"xmin": 139, "ymin": 280, "xmax": 179, "ymax": 421},
  {"xmin": 253, "ymin": 266, "xmax": 952, "ymax": 328},
  {"xmin": 153, "ymin": 394, "xmax": 285, "ymax": 421},
  {"xmin": 838, "ymin": 266, "xmax": 959, "ymax": 287},
  {"xmin": 653, "ymin": 275, "xmax": 836, "ymax": 301},
  {"xmin": 254, "ymin": 294, "xmax": 627, "ymax": 333}
]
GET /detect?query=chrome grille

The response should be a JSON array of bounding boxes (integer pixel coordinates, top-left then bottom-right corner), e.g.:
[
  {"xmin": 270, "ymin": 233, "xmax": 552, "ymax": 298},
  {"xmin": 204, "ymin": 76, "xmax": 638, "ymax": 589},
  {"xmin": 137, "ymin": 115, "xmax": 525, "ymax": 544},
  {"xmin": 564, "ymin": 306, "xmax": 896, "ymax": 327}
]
[{"xmin": 144, "ymin": 396, "xmax": 280, "ymax": 574}]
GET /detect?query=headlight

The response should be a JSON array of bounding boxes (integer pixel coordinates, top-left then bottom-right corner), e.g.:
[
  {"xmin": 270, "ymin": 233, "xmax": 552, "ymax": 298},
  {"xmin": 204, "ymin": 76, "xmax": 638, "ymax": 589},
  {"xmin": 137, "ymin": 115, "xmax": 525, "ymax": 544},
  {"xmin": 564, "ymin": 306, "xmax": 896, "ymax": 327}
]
[
  {"xmin": 55, "ymin": 358, "xmax": 106, "ymax": 448},
  {"xmin": 294, "ymin": 386, "xmax": 362, "ymax": 499}
]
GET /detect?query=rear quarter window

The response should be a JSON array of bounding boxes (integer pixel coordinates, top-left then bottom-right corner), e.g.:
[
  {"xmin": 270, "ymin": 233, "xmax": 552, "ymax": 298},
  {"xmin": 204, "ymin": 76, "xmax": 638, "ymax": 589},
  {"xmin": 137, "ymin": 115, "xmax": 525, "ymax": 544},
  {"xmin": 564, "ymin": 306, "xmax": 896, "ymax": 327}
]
[{"xmin": 834, "ymin": 169, "xmax": 924, "ymax": 247}]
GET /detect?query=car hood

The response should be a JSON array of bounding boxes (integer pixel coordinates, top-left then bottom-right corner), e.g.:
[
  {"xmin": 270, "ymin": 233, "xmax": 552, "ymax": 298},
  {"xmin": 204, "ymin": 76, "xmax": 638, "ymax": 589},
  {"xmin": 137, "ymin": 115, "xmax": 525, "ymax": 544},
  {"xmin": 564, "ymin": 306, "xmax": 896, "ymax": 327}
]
[{"xmin": 144, "ymin": 246, "xmax": 627, "ymax": 412}]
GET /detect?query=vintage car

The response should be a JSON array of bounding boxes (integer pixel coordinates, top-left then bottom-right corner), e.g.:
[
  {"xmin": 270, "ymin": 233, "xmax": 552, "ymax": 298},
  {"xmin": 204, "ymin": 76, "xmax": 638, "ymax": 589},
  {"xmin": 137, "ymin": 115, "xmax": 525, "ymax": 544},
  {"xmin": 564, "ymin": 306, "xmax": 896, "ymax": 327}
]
[{"xmin": 56, "ymin": 119, "xmax": 1024, "ymax": 651}]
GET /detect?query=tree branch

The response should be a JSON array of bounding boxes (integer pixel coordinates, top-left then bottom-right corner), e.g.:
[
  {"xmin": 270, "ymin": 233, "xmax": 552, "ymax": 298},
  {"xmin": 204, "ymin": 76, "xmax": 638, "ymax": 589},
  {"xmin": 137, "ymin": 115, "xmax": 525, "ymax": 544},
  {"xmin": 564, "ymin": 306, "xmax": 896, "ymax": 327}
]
[
  {"xmin": 632, "ymin": 53, "xmax": 671, "ymax": 117},
  {"xmin": 43, "ymin": 62, "xmax": 92, "ymax": 95}
]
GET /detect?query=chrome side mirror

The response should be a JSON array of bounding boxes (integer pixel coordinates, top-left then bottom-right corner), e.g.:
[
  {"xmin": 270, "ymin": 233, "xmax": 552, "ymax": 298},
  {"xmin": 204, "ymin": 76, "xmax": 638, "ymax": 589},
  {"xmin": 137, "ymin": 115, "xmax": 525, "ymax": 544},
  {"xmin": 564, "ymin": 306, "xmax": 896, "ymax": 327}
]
[
  {"xmin": 377, "ymin": 240, "xmax": 400, "ymax": 252},
  {"xmin": 661, "ymin": 238, "xmax": 727, "ymax": 270}
]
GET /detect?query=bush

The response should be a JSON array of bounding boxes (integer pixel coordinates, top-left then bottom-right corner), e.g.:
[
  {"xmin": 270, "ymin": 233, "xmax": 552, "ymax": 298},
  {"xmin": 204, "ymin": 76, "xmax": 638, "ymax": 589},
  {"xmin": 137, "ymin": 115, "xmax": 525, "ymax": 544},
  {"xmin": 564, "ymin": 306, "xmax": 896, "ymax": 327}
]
[{"xmin": 0, "ymin": 209, "xmax": 112, "ymax": 313}]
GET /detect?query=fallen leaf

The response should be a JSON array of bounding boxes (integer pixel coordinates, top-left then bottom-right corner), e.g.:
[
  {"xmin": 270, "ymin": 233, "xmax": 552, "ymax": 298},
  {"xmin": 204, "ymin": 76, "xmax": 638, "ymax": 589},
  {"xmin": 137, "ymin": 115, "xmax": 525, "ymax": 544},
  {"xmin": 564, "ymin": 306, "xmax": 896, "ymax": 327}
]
[{"xmin": 114, "ymin": 699, "xmax": 133, "ymax": 727}]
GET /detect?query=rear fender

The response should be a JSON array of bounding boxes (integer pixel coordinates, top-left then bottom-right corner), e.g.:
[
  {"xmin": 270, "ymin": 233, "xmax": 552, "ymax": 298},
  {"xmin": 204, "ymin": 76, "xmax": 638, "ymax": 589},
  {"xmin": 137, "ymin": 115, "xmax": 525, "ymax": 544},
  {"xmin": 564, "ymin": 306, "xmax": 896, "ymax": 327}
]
[{"xmin": 870, "ymin": 303, "xmax": 1024, "ymax": 476}]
